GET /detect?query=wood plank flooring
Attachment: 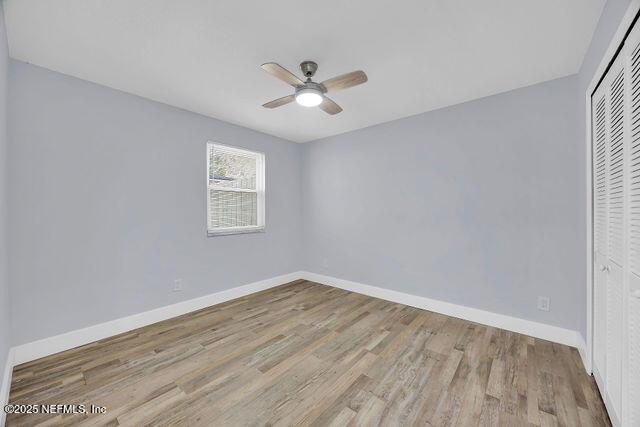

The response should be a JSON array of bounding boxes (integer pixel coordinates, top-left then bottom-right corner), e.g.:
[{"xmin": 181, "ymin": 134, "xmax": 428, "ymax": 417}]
[{"xmin": 7, "ymin": 280, "xmax": 610, "ymax": 426}]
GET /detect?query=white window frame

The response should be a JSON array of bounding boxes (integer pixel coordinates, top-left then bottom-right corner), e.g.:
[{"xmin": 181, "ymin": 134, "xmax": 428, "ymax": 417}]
[{"xmin": 206, "ymin": 142, "xmax": 265, "ymax": 236}]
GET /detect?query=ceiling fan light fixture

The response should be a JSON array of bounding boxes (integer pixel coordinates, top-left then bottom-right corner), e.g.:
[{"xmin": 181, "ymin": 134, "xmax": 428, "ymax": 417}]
[{"xmin": 295, "ymin": 87, "xmax": 323, "ymax": 107}]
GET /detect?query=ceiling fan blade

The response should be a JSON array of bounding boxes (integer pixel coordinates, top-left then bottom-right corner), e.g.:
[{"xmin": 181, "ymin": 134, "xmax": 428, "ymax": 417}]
[
  {"xmin": 320, "ymin": 70, "xmax": 367, "ymax": 92},
  {"xmin": 261, "ymin": 63, "xmax": 305, "ymax": 88},
  {"xmin": 262, "ymin": 94, "xmax": 295, "ymax": 109},
  {"xmin": 318, "ymin": 96, "xmax": 343, "ymax": 115}
]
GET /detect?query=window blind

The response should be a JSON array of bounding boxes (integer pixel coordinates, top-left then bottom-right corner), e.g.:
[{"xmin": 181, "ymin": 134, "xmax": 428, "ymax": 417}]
[{"xmin": 207, "ymin": 143, "xmax": 265, "ymax": 235}]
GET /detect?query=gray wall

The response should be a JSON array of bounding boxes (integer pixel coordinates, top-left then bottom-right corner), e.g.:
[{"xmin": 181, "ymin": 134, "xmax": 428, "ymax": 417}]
[
  {"xmin": 576, "ymin": 0, "xmax": 631, "ymax": 337},
  {"xmin": 0, "ymin": 2, "xmax": 10, "ymax": 380},
  {"xmin": 8, "ymin": 61, "xmax": 303, "ymax": 345},
  {"xmin": 303, "ymin": 76, "xmax": 583, "ymax": 331},
  {"xmin": 4, "ymin": 0, "xmax": 634, "ymax": 350},
  {"xmin": 301, "ymin": 0, "xmax": 636, "ymax": 337}
]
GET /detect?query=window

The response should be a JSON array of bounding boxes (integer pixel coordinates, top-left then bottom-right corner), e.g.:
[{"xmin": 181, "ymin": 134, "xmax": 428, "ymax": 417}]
[{"xmin": 207, "ymin": 143, "xmax": 265, "ymax": 236}]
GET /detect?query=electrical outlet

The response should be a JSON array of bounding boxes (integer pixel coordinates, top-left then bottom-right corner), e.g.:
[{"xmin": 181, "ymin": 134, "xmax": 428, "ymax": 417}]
[
  {"xmin": 173, "ymin": 279, "xmax": 183, "ymax": 292},
  {"xmin": 537, "ymin": 296, "xmax": 550, "ymax": 312},
  {"xmin": 322, "ymin": 258, "xmax": 329, "ymax": 268}
]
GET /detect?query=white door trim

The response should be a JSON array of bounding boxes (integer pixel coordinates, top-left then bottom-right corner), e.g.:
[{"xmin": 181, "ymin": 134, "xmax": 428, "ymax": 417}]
[{"xmin": 585, "ymin": 0, "xmax": 640, "ymax": 376}]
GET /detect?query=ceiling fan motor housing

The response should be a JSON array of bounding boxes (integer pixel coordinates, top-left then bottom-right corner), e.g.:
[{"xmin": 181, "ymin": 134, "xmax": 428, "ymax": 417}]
[
  {"xmin": 300, "ymin": 61, "xmax": 318, "ymax": 78},
  {"xmin": 296, "ymin": 81, "xmax": 324, "ymax": 94}
]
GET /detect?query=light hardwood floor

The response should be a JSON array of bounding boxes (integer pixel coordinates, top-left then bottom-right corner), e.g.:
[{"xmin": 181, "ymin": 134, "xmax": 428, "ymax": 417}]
[{"xmin": 7, "ymin": 280, "xmax": 610, "ymax": 426}]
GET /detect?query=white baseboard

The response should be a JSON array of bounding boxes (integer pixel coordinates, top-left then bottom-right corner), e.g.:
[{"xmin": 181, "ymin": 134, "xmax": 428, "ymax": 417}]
[
  {"xmin": 7, "ymin": 269, "xmax": 587, "ymax": 384},
  {"xmin": 1, "ymin": 348, "xmax": 14, "ymax": 426},
  {"xmin": 11, "ymin": 271, "xmax": 304, "ymax": 366},
  {"xmin": 302, "ymin": 272, "xmax": 582, "ymax": 350}
]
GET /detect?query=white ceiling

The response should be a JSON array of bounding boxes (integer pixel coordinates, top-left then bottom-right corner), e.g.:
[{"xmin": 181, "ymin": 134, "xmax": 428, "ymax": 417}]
[{"xmin": 4, "ymin": 0, "xmax": 605, "ymax": 143}]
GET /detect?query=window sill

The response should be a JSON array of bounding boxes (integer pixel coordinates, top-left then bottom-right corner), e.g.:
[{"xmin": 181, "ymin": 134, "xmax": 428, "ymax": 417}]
[{"xmin": 207, "ymin": 227, "xmax": 265, "ymax": 237}]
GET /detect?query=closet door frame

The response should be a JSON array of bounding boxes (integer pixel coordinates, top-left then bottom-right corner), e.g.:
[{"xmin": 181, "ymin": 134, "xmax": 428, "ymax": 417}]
[
  {"xmin": 621, "ymin": 18, "xmax": 640, "ymax": 426},
  {"xmin": 591, "ymin": 79, "xmax": 608, "ymax": 393}
]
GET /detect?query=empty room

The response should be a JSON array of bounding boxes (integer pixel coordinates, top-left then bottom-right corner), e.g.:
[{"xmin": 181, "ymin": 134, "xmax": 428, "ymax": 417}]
[{"xmin": 0, "ymin": 0, "xmax": 638, "ymax": 425}]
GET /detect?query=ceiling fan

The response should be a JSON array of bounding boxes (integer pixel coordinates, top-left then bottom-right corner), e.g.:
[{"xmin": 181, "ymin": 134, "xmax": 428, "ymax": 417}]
[{"xmin": 260, "ymin": 61, "xmax": 368, "ymax": 115}]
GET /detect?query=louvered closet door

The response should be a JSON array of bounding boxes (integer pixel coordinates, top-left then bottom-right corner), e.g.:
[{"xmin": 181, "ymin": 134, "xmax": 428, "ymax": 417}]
[
  {"xmin": 593, "ymin": 19, "xmax": 640, "ymax": 426},
  {"xmin": 592, "ymin": 48, "xmax": 625, "ymax": 425},
  {"xmin": 606, "ymin": 59, "xmax": 625, "ymax": 420},
  {"xmin": 592, "ymin": 80, "xmax": 608, "ymax": 390}
]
